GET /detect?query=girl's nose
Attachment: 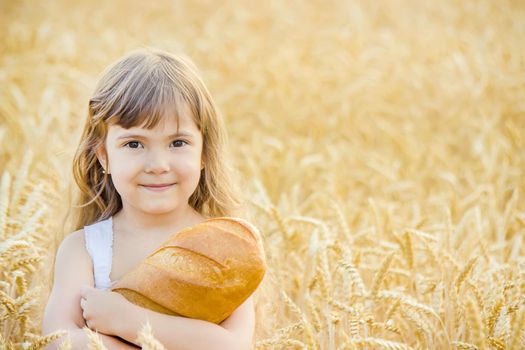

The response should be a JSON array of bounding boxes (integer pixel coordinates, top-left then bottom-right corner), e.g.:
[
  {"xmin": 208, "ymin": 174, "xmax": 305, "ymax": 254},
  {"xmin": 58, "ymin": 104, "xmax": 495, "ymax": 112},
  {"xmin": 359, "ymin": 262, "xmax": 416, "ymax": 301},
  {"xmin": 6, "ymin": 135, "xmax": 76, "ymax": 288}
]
[{"xmin": 144, "ymin": 150, "xmax": 171, "ymax": 174}]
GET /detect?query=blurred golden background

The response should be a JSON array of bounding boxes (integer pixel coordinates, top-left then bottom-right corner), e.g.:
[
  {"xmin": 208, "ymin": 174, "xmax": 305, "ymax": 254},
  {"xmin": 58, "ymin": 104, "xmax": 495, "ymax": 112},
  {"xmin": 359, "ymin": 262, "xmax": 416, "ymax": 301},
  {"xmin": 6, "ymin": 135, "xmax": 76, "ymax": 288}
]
[{"xmin": 1, "ymin": 0, "xmax": 524, "ymax": 349}]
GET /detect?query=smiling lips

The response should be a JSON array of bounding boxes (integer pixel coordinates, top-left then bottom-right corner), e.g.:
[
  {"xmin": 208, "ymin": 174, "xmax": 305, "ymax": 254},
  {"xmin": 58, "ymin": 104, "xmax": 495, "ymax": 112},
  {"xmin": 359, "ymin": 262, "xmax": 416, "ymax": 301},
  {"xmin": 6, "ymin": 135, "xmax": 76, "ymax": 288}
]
[{"xmin": 140, "ymin": 183, "xmax": 176, "ymax": 191}]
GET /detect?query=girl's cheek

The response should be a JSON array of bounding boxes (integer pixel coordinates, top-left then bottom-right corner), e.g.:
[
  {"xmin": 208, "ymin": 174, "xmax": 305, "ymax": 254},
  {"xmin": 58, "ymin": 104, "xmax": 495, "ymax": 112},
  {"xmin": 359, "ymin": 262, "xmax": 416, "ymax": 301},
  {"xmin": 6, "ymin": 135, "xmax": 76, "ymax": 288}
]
[
  {"xmin": 176, "ymin": 158, "xmax": 201, "ymax": 176},
  {"xmin": 114, "ymin": 154, "xmax": 142, "ymax": 173}
]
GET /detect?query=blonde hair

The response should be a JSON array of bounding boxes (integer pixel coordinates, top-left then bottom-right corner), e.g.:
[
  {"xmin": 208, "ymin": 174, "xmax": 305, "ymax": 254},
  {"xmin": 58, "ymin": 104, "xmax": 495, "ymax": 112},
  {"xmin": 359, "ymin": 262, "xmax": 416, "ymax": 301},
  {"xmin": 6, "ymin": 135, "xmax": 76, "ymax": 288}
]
[{"xmin": 69, "ymin": 47, "xmax": 242, "ymax": 230}]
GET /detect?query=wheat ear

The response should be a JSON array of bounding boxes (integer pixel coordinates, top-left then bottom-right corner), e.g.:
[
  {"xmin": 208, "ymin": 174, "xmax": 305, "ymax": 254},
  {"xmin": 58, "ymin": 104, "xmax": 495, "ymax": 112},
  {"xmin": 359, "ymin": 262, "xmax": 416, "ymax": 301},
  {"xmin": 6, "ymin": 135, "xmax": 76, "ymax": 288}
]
[{"xmin": 135, "ymin": 321, "xmax": 167, "ymax": 350}]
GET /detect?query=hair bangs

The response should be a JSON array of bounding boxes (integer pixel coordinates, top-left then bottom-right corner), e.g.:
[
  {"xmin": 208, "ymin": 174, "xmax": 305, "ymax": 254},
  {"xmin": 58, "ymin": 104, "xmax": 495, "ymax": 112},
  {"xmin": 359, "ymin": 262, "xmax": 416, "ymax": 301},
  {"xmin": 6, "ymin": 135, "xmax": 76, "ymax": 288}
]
[{"xmin": 106, "ymin": 66, "xmax": 190, "ymax": 131}]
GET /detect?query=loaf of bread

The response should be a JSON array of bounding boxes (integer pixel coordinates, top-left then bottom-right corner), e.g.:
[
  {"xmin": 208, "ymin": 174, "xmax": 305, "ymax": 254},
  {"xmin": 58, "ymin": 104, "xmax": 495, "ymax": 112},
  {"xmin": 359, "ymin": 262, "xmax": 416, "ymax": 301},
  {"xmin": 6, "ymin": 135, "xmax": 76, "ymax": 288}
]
[{"xmin": 110, "ymin": 217, "xmax": 267, "ymax": 324}]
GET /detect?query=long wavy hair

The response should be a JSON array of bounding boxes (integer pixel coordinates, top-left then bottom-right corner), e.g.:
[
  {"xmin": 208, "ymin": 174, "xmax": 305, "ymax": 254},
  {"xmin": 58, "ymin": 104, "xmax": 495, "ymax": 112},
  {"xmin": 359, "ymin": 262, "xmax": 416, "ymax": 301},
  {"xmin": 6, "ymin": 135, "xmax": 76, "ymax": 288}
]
[{"xmin": 68, "ymin": 47, "xmax": 242, "ymax": 230}]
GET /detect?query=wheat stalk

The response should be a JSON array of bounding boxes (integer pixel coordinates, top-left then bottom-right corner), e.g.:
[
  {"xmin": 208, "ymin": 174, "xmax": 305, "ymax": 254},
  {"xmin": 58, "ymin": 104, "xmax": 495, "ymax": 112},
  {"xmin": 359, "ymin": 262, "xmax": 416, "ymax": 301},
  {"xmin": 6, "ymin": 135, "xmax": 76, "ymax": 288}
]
[
  {"xmin": 509, "ymin": 306, "xmax": 525, "ymax": 350},
  {"xmin": 455, "ymin": 257, "xmax": 478, "ymax": 293},
  {"xmin": 370, "ymin": 252, "xmax": 395, "ymax": 297},
  {"xmin": 0, "ymin": 171, "xmax": 11, "ymax": 241},
  {"xmin": 345, "ymin": 337, "xmax": 414, "ymax": 350},
  {"xmin": 281, "ymin": 290, "xmax": 317, "ymax": 350},
  {"xmin": 451, "ymin": 341, "xmax": 478, "ymax": 349},
  {"xmin": 486, "ymin": 296, "xmax": 504, "ymax": 337},
  {"xmin": 135, "ymin": 321, "xmax": 167, "ymax": 350},
  {"xmin": 83, "ymin": 327, "xmax": 108, "ymax": 350},
  {"xmin": 403, "ymin": 232, "xmax": 414, "ymax": 270},
  {"xmin": 22, "ymin": 330, "xmax": 67, "ymax": 350},
  {"xmin": 465, "ymin": 297, "xmax": 486, "ymax": 349},
  {"xmin": 338, "ymin": 260, "xmax": 366, "ymax": 296}
]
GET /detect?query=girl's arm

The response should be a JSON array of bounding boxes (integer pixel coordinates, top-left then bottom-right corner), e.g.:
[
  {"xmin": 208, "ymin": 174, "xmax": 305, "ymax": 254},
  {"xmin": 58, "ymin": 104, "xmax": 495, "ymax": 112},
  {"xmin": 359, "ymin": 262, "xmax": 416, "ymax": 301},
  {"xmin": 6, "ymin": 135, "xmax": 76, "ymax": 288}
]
[
  {"xmin": 44, "ymin": 328, "xmax": 140, "ymax": 350},
  {"xmin": 42, "ymin": 231, "xmax": 140, "ymax": 350},
  {"xmin": 113, "ymin": 295, "xmax": 255, "ymax": 350}
]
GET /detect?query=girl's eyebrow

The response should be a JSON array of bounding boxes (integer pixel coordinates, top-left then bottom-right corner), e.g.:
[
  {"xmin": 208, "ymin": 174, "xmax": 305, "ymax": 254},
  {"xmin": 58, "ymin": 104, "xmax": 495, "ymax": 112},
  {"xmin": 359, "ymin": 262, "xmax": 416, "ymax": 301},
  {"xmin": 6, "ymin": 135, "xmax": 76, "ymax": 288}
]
[{"xmin": 117, "ymin": 132, "xmax": 194, "ymax": 140}]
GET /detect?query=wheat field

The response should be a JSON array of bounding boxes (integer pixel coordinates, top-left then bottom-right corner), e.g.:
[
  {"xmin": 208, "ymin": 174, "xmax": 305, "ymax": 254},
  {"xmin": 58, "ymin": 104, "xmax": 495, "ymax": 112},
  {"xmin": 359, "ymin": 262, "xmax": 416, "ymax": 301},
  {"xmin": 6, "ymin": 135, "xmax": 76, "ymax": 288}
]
[{"xmin": 1, "ymin": 0, "xmax": 524, "ymax": 349}]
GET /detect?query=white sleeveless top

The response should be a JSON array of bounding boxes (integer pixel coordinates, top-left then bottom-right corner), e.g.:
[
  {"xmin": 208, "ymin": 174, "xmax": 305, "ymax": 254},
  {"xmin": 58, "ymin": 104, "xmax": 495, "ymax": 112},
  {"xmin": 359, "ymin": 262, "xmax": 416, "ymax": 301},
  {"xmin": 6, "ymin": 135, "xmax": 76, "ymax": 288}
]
[{"xmin": 84, "ymin": 216, "xmax": 116, "ymax": 290}]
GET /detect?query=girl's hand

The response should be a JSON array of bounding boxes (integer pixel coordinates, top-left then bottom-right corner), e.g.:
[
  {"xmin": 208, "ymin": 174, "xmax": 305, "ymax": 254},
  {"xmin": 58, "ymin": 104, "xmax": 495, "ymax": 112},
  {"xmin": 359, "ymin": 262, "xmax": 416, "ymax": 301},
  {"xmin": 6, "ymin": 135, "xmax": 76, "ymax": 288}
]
[{"xmin": 80, "ymin": 285, "xmax": 128, "ymax": 336}]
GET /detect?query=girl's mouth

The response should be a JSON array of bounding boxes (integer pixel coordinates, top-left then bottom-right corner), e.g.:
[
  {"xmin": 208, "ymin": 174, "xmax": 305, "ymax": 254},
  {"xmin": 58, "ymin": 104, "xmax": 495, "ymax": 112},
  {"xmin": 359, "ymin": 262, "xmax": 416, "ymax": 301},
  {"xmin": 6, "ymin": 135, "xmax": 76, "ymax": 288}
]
[{"xmin": 140, "ymin": 183, "xmax": 176, "ymax": 191}]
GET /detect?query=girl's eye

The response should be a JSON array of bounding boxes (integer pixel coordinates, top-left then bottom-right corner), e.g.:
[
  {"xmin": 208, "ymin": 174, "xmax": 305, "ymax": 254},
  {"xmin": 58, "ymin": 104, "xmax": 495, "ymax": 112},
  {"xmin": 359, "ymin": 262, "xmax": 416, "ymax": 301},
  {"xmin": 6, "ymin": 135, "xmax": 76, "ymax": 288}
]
[
  {"xmin": 171, "ymin": 140, "xmax": 187, "ymax": 147},
  {"xmin": 125, "ymin": 141, "xmax": 143, "ymax": 149}
]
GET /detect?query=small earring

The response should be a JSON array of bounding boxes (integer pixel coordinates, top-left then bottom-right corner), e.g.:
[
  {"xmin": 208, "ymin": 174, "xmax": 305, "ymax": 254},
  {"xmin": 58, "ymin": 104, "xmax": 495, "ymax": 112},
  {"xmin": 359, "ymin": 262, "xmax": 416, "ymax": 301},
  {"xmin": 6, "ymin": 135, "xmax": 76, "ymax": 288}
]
[{"xmin": 102, "ymin": 169, "xmax": 106, "ymax": 174}]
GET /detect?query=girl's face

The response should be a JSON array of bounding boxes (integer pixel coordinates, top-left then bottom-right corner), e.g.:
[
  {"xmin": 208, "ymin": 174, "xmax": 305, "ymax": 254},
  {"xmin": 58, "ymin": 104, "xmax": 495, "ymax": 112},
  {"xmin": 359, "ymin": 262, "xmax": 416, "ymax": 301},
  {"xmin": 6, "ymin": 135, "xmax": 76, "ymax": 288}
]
[{"xmin": 96, "ymin": 105, "xmax": 204, "ymax": 216}]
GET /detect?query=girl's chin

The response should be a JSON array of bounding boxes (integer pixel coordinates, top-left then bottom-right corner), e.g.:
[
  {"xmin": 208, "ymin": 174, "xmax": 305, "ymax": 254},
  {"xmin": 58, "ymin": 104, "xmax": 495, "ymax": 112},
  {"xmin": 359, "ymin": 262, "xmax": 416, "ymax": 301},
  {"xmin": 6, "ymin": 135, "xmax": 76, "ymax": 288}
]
[
  {"xmin": 122, "ymin": 196, "xmax": 193, "ymax": 214},
  {"xmin": 130, "ymin": 202, "xmax": 180, "ymax": 214},
  {"xmin": 144, "ymin": 207, "xmax": 177, "ymax": 215}
]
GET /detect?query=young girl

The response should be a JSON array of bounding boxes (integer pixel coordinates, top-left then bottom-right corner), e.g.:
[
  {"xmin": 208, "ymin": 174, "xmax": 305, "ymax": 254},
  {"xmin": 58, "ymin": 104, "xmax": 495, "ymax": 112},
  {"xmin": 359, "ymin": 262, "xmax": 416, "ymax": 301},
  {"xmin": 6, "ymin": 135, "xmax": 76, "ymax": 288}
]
[{"xmin": 42, "ymin": 48, "xmax": 256, "ymax": 350}]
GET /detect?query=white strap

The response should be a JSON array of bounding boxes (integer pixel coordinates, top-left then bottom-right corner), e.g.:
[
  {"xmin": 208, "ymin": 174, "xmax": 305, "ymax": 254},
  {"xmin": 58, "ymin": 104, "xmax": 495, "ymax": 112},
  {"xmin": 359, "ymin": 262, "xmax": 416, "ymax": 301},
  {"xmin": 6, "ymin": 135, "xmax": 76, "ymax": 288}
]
[{"xmin": 84, "ymin": 216, "xmax": 114, "ymax": 290}]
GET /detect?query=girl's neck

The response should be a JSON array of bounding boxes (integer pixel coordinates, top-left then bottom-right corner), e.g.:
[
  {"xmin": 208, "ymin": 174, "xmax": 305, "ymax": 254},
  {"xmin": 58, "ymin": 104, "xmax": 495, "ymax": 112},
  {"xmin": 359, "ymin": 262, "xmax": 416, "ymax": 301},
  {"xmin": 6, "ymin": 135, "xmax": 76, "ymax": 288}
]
[{"xmin": 112, "ymin": 204, "xmax": 206, "ymax": 238}]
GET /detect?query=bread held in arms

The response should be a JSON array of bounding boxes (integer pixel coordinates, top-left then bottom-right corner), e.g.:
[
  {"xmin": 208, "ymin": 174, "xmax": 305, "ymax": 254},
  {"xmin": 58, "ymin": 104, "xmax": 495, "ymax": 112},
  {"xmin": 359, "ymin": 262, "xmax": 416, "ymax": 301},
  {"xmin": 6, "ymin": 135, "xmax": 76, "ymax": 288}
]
[{"xmin": 110, "ymin": 217, "xmax": 267, "ymax": 324}]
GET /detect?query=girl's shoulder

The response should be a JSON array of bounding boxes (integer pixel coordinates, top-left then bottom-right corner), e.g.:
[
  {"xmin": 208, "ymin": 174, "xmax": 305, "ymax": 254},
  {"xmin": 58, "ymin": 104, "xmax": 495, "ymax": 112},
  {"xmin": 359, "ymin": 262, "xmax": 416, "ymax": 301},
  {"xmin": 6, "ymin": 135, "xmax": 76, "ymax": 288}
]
[
  {"xmin": 57, "ymin": 228, "xmax": 89, "ymax": 259},
  {"xmin": 53, "ymin": 228, "xmax": 94, "ymax": 286}
]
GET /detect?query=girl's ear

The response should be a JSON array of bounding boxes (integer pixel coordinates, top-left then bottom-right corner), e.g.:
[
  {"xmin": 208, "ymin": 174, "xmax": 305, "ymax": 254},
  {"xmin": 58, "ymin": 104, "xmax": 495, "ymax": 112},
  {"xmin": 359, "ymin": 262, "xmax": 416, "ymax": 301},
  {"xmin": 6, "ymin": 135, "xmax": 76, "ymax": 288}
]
[{"xmin": 95, "ymin": 145, "xmax": 110, "ymax": 174}]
